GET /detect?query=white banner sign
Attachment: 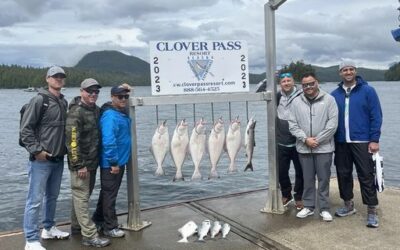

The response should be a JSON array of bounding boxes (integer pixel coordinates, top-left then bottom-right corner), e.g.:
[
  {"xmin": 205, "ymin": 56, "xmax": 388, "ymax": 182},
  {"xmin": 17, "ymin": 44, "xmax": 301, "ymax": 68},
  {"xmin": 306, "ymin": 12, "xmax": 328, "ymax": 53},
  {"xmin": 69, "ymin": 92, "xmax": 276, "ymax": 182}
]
[{"xmin": 149, "ymin": 40, "xmax": 249, "ymax": 95}]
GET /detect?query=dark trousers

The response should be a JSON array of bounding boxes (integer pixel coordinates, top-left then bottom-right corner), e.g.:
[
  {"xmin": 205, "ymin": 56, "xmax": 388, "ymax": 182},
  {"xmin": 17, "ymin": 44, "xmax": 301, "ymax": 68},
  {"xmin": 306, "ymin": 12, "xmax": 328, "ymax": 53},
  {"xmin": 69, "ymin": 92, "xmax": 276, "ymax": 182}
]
[
  {"xmin": 92, "ymin": 167, "xmax": 125, "ymax": 231},
  {"xmin": 278, "ymin": 145, "xmax": 304, "ymax": 201},
  {"xmin": 334, "ymin": 143, "xmax": 378, "ymax": 206}
]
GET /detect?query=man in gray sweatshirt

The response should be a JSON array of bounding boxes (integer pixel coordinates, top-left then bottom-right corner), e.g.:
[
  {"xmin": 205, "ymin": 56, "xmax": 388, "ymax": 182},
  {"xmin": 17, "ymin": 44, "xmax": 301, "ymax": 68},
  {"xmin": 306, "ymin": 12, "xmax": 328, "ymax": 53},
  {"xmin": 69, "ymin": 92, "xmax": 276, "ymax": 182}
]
[
  {"xmin": 20, "ymin": 66, "xmax": 70, "ymax": 250},
  {"xmin": 288, "ymin": 72, "xmax": 338, "ymax": 222}
]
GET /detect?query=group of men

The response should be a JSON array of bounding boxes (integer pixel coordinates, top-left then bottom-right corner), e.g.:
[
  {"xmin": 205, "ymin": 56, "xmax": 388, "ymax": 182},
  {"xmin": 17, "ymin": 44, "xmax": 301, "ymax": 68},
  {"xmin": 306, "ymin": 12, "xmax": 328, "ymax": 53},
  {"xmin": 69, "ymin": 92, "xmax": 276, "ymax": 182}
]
[
  {"xmin": 19, "ymin": 61, "xmax": 382, "ymax": 249},
  {"xmin": 20, "ymin": 66, "xmax": 133, "ymax": 250},
  {"xmin": 277, "ymin": 61, "xmax": 382, "ymax": 228}
]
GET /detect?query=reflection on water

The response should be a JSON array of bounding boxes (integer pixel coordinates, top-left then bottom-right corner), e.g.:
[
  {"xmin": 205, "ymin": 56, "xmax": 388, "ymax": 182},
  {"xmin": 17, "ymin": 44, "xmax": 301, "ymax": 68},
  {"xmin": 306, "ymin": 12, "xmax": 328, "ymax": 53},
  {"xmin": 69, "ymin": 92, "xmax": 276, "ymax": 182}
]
[{"xmin": 0, "ymin": 82, "xmax": 399, "ymax": 232}]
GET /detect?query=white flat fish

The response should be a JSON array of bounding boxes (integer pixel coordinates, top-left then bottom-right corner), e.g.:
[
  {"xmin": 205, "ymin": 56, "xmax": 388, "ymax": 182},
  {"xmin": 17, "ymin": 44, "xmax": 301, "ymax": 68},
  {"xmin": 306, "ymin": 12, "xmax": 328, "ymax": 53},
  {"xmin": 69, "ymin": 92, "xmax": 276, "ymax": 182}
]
[
  {"xmin": 226, "ymin": 117, "xmax": 241, "ymax": 173},
  {"xmin": 210, "ymin": 220, "xmax": 222, "ymax": 238},
  {"xmin": 151, "ymin": 120, "xmax": 169, "ymax": 176},
  {"xmin": 222, "ymin": 223, "xmax": 230, "ymax": 239},
  {"xmin": 171, "ymin": 119, "xmax": 189, "ymax": 181},
  {"xmin": 178, "ymin": 220, "xmax": 198, "ymax": 243},
  {"xmin": 208, "ymin": 118, "xmax": 225, "ymax": 179},
  {"xmin": 244, "ymin": 117, "xmax": 256, "ymax": 171},
  {"xmin": 373, "ymin": 152, "xmax": 384, "ymax": 192},
  {"xmin": 197, "ymin": 219, "xmax": 211, "ymax": 241},
  {"xmin": 189, "ymin": 118, "xmax": 207, "ymax": 180}
]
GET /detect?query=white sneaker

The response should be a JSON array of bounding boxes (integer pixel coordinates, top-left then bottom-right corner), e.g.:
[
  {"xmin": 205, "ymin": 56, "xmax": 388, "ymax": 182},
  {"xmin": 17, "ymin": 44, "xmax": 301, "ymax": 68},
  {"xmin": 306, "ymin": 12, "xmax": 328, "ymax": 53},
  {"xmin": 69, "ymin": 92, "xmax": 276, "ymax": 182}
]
[
  {"xmin": 296, "ymin": 207, "xmax": 314, "ymax": 218},
  {"xmin": 25, "ymin": 241, "xmax": 46, "ymax": 250},
  {"xmin": 41, "ymin": 226, "xmax": 70, "ymax": 240},
  {"xmin": 320, "ymin": 211, "xmax": 333, "ymax": 222}
]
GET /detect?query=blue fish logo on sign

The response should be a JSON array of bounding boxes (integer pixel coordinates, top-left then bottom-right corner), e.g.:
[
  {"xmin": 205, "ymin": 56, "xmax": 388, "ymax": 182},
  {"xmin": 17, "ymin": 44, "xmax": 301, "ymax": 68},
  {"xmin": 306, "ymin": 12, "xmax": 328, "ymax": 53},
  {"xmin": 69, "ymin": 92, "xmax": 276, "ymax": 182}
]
[{"xmin": 188, "ymin": 57, "xmax": 213, "ymax": 80}]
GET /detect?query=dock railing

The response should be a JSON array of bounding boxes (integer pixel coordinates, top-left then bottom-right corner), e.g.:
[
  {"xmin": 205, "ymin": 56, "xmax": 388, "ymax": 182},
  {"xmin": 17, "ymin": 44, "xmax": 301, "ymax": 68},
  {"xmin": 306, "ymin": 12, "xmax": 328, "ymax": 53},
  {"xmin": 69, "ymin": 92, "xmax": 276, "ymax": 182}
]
[{"xmin": 123, "ymin": 91, "xmax": 284, "ymax": 231}]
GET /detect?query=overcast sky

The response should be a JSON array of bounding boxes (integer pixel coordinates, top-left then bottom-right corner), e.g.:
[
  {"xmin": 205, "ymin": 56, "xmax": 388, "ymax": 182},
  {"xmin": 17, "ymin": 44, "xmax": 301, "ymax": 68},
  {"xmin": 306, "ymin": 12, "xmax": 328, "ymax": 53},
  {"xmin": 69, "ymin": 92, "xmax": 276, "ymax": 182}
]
[{"xmin": 0, "ymin": 0, "xmax": 399, "ymax": 72}]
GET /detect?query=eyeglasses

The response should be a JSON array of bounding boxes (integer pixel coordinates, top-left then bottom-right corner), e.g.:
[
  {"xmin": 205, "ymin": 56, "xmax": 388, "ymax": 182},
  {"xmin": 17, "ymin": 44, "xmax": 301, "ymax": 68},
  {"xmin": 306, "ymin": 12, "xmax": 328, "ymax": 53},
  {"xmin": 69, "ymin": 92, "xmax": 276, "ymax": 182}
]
[
  {"xmin": 301, "ymin": 81, "xmax": 316, "ymax": 89},
  {"xmin": 279, "ymin": 72, "xmax": 293, "ymax": 79},
  {"xmin": 84, "ymin": 88, "xmax": 100, "ymax": 95},
  {"xmin": 115, "ymin": 95, "xmax": 129, "ymax": 100}
]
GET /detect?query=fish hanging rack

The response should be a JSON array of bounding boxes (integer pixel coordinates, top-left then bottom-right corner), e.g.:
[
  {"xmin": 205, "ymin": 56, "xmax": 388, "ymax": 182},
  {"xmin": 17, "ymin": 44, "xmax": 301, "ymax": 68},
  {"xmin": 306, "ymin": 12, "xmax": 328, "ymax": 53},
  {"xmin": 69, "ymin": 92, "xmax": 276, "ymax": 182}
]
[
  {"xmin": 122, "ymin": 92, "xmax": 272, "ymax": 232},
  {"xmin": 137, "ymin": 92, "xmax": 271, "ymax": 125}
]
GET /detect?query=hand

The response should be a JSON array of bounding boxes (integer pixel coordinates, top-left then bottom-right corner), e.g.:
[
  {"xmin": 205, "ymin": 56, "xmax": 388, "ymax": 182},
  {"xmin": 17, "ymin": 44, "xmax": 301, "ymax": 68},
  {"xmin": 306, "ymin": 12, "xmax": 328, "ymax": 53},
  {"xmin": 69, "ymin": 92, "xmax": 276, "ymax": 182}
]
[
  {"xmin": 110, "ymin": 166, "xmax": 120, "ymax": 174},
  {"xmin": 78, "ymin": 167, "xmax": 88, "ymax": 179},
  {"xmin": 35, "ymin": 151, "xmax": 50, "ymax": 161},
  {"xmin": 368, "ymin": 142, "xmax": 379, "ymax": 153},
  {"xmin": 305, "ymin": 137, "xmax": 319, "ymax": 148}
]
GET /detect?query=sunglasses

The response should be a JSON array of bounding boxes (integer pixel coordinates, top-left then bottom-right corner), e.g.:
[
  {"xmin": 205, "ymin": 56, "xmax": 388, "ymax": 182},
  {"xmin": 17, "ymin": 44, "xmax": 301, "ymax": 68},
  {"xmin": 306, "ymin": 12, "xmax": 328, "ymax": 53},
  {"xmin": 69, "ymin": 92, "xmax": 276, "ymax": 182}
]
[
  {"xmin": 115, "ymin": 95, "xmax": 129, "ymax": 100},
  {"xmin": 279, "ymin": 72, "xmax": 293, "ymax": 79},
  {"xmin": 84, "ymin": 88, "xmax": 100, "ymax": 95},
  {"xmin": 301, "ymin": 81, "xmax": 316, "ymax": 89}
]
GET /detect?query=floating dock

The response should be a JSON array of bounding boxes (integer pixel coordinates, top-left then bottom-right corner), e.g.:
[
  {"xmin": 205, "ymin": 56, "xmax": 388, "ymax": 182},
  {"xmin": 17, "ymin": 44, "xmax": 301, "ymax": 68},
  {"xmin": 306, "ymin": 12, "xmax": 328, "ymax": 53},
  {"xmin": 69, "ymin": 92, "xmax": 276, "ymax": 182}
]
[{"xmin": 0, "ymin": 179, "xmax": 398, "ymax": 250}]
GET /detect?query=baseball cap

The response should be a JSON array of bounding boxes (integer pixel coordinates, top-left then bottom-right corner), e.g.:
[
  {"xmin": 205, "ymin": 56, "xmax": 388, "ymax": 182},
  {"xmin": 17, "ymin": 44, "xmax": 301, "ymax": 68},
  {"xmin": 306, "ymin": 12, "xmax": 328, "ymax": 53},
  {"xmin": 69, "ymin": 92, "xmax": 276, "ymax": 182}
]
[
  {"xmin": 47, "ymin": 66, "xmax": 66, "ymax": 78},
  {"xmin": 111, "ymin": 86, "xmax": 130, "ymax": 95},
  {"xmin": 81, "ymin": 78, "xmax": 102, "ymax": 89},
  {"xmin": 339, "ymin": 60, "xmax": 356, "ymax": 71}
]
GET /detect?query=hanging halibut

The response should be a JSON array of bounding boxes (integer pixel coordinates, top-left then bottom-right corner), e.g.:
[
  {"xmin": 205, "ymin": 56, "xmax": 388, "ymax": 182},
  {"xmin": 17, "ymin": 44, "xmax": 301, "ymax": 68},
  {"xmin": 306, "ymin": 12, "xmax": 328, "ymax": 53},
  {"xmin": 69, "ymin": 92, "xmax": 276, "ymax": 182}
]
[
  {"xmin": 208, "ymin": 117, "xmax": 225, "ymax": 179},
  {"xmin": 151, "ymin": 120, "xmax": 169, "ymax": 176},
  {"xmin": 189, "ymin": 118, "xmax": 207, "ymax": 180},
  {"xmin": 171, "ymin": 119, "xmax": 189, "ymax": 181},
  {"xmin": 226, "ymin": 116, "xmax": 241, "ymax": 173}
]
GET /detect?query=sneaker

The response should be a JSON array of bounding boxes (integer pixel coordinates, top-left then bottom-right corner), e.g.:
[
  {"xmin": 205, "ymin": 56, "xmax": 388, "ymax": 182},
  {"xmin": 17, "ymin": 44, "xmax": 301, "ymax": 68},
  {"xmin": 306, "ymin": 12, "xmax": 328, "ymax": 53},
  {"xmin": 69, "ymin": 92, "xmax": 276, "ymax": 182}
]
[
  {"xmin": 25, "ymin": 241, "xmax": 46, "ymax": 250},
  {"xmin": 366, "ymin": 207, "xmax": 379, "ymax": 228},
  {"xmin": 296, "ymin": 207, "xmax": 314, "ymax": 218},
  {"xmin": 295, "ymin": 200, "xmax": 304, "ymax": 210},
  {"xmin": 335, "ymin": 206, "xmax": 357, "ymax": 217},
  {"xmin": 320, "ymin": 211, "xmax": 333, "ymax": 222},
  {"xmin": 82, "ymin": 235, "xmax": 111, "ymax": 247},
  {"xmin": 103, "ymin": 228, "xmax": 125, "ymax": 238},
  {"xmin": 41, "ymin": 226, "xmax": 70, "ymax": 240},
  {"xmin": 282, "ymin": 196, "xmax": 294, "ymax": 207},
  {"xmin": 335, "ymin": 201, "xmax": 356, "ymax": 217}
]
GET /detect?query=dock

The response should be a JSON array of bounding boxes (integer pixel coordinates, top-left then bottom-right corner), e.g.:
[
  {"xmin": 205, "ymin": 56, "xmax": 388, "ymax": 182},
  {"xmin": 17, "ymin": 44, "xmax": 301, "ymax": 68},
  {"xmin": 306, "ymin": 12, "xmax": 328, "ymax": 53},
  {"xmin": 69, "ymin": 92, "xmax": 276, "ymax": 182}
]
[{"xmin": 0, "ymin": 179, "xmax": 398, "ymax": 250}]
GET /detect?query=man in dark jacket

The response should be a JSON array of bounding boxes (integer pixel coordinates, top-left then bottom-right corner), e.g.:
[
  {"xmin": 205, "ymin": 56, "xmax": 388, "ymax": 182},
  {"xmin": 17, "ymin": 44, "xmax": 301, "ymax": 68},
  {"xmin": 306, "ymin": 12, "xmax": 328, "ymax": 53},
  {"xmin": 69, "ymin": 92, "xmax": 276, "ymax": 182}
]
[
  {"xmin": 66, "ymin": 78, "xmax": 110, "ymax": 247},
  {"xmin": 331, "ymin": 61, "xmax": 383, "ymax": 228},
  {"xmin": 21, "ymin": 66, "xmax": 70, "ymax": 250},
  {"xmin": 276, "ymin": 72, "xmax": 304, "ymax": 210}
]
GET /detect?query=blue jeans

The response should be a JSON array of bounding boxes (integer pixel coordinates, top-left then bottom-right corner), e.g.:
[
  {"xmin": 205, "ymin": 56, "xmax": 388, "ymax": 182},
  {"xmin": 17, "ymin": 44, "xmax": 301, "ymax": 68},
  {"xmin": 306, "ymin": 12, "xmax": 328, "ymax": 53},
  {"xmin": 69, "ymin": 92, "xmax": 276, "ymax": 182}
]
[{"xmin": 23, "ymin": 159, "xmax": 64, "ymax": 242}]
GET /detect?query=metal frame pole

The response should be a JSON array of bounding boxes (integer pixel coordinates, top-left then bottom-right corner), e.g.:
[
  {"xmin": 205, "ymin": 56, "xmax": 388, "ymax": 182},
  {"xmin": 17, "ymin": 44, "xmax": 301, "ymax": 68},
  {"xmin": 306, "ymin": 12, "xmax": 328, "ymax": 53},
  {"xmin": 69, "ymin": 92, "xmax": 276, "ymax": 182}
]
[
  {"xmin": 122, "ymin": 100, "xmax": 152, "ymax": 231},
  {"xmin": 261, "ymin": 0, "xmax": 285, "ymax": 214}
]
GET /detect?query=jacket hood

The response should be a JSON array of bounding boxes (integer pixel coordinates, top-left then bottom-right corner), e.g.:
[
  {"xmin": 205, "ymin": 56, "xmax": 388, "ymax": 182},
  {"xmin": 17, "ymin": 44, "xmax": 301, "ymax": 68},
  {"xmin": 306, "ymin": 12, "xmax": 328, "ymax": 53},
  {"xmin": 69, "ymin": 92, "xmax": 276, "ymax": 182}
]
[
  {"xmin": 38, "ymin": 87, "xmax": 65, "ymax": 100},
  {"xmin": 100, "ymin": 101, "xmax": 129, "ymax": 115},
  {"xmin": 68, "ymin": 96, "xmax": 97, "ymax": 111},
  {"xmin": 300, "ymin": 88, "xmax": 328, "ymax": 103},
  {"xmin": 338, "ymin": 76, "xmax": 368, "ymax": 88}
]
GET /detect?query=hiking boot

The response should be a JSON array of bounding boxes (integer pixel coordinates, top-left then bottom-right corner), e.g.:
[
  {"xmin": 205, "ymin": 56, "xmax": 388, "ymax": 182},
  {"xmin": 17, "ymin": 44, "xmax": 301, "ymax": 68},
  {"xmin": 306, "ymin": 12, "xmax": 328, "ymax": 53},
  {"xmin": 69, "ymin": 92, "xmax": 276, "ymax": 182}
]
[
  {"xmin": 296, "ymin": 207, "xmax": 314, "ymax": 218},
  {"xmin": 335, "ymin": 200, "xmax": 357, "ymax": 217},
  {"xmin": 25, "ymin": 241, "xmax": 46, "ymax": 250},
  {"xmin": 366, "ymin": 207, "xmax": 379, "ymax": 228},
  {"xmin": 41, "ymin": 226, "xmax": 70, "ymax": 240},
  {"xmin": 295, "ymin": 200, "xmax": 304, "ymax": 210},
  {"xmin": 320, "ymin": 211, "xmax": 333, "ymax": 222},
  {"xmin": 82, "ymin": 235, "xmax": 111, "ymax": 247},
  {"xmin": 282, "ymin": 196, "xmax": 294, "ymax": 207},
  {"xmin": 103, "ymin": 228, "xmax": 125, "ymax": 238}
]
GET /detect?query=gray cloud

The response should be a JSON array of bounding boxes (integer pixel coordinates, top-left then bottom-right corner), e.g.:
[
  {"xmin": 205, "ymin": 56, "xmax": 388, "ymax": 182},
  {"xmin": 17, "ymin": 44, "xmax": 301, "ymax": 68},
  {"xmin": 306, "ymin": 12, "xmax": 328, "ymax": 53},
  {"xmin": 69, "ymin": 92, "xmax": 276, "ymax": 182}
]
[{"xmin": 0, "ymin": 0, "xmax": 398, "ymax": 72}]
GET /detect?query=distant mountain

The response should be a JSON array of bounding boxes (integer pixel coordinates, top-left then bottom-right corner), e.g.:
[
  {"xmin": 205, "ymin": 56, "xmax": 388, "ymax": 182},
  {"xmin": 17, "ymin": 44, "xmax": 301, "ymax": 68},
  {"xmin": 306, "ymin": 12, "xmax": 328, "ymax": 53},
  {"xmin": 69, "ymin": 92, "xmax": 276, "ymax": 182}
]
[
  {"xmin": 75, "ymin": 50, "xmax": 150, "ymax": 76},
  {"xmin": 313, "ymin": 65, "xmax": 386, "ymax": 82}
]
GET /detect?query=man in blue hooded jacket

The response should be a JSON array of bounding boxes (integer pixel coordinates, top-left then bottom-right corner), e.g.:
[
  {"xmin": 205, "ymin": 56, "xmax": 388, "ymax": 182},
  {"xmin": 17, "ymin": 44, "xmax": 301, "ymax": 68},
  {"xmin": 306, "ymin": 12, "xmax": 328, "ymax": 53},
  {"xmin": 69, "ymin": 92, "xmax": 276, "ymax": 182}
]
[
  {"xmin": 92, "ymin": 84, "xmax": 132, "ymax": 238},
  {"xmin": 331, "ymin": 61, "xmax": 382, "ymax": 228}
]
